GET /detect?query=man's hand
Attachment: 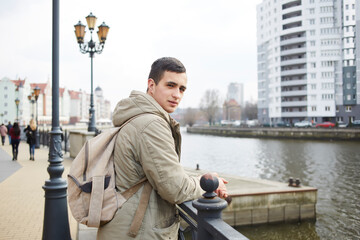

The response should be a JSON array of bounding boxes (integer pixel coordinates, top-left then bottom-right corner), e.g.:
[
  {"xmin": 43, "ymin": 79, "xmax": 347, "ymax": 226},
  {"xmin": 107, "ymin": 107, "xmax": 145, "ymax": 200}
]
[{"xmin": 212, "ymin": 173, "xmax": 229, "ymax": 199}]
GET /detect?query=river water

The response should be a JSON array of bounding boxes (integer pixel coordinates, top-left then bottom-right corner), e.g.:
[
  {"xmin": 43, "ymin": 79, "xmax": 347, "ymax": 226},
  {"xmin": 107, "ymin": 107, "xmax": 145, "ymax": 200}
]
[{"xmin": 180, "ymin": 128, "xmax": 360, "ymax": 240}]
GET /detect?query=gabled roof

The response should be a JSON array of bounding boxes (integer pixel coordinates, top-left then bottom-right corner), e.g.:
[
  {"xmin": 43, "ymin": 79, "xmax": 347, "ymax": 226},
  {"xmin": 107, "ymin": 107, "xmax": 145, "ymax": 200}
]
[
  {"xmin": 30, "ymin": 83, "xmax": 47, "ymax": 94},
  {"xmin": 60, "ymin": 88, "xmax": 65, "ymax": 97},
  {"xmin": 68, "ymin": 90, "xmax": 81, "ymax": 100},
  {"xmin": 11, "ymin": 78, "xmax": 26, "ymax": 87}
]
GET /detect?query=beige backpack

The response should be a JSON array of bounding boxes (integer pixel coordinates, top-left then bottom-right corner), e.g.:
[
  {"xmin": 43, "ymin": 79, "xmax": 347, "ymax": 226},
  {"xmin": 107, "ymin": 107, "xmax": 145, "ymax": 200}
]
[{"xmin": 68, "ymin": 115, "xmax": 151, "ymax": 237}]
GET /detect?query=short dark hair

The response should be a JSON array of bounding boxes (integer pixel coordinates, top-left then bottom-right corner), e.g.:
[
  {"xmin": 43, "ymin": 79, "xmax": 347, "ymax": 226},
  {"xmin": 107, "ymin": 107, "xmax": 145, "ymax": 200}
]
[{"xmin": 148, "ymin": 57, "xmax": 186, "ymax": 85}]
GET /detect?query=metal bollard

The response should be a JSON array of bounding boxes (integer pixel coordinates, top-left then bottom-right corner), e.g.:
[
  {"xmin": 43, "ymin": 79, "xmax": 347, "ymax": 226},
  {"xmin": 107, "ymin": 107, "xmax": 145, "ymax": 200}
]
[{"xmin": 192, "ymin": 173, "xmax": 228, "ymax": 240}]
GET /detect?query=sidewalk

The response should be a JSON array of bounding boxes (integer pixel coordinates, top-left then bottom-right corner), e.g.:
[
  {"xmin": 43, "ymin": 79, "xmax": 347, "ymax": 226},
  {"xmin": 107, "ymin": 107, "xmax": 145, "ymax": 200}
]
[{"xmin": 0, "ymin": 138, "xmax": 78, "ymax": 239}]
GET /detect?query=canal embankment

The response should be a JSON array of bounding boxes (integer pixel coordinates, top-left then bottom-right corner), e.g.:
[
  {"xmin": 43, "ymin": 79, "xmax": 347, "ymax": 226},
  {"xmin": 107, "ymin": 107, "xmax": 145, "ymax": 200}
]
[
  {"xmin": 186, "ymin": 168, "xmax": 317, "ymax": 227},
  {"xmin": 187, "ymin": 126, "xmax": 360, "ymax": 141}
]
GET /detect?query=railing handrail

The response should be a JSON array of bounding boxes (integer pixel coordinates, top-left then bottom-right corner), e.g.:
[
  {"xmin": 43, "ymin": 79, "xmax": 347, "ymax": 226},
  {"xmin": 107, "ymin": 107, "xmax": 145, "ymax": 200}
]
[{"xmin": 177, "ymin": 198, "xmax": 248, "ymax": 240}]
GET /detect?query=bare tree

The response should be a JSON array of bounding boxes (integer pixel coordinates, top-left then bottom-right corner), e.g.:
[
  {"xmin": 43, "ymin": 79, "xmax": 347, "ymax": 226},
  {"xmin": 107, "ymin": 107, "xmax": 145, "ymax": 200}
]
[
  {"xmin": 242, "ymin": 102, "xmax": 258, "ymax": 120},
  {"xmin": 183, "ymin": 107, "xmax": 198, "ymax": 127},
  {"xmin": 199, "ymin": 89, "xmax": 220, "ymax": 125}
]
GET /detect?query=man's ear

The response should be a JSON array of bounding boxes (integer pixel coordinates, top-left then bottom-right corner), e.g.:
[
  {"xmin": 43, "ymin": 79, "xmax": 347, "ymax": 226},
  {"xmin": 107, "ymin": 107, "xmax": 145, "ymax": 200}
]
[{"xmin": 147, "ymin": 78, "xmax": 155, "ymax": 95}]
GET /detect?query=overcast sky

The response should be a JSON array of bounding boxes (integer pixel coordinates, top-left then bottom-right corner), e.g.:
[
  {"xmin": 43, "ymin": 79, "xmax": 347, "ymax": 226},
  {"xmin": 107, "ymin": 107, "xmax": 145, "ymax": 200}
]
[{"xmin": 0, "ymin": 0, "xmax": 262, "ymax": 109}]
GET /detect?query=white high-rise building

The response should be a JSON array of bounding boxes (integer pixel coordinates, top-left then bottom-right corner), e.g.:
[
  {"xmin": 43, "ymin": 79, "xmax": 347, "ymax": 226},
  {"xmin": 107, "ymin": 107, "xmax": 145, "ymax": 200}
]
[
  {"xmin": 226, "ymin": 82, "xmax": 244, "ymax": 106},
  {"xmin": 257, "ymin": 0, "xmax": 359, "ymax": 125}
]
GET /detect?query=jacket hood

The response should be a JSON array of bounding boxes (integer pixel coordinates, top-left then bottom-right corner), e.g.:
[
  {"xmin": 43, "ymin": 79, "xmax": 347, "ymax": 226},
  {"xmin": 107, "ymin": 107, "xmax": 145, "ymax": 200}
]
[{"xmin": 112, "ymin": 90, "xmax": 170, "ymax": 126}]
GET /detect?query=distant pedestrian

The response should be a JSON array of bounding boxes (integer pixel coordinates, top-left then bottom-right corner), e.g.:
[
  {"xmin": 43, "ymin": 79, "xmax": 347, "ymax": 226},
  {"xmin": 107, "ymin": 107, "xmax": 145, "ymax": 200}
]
[
  {"xmin": 9, "ymin": 122, "xmax": 21, "ymax": 161},
  {"xmin": 6, "ymin": 121, "xmax": 12, "ymax": 144},
  {"xmin": 24, "ymin": 119, "xmax": 37, "ymax": 161},
  {"xmin": 0, "ymin": 123, "xmax": 7, "ymax": 145}
]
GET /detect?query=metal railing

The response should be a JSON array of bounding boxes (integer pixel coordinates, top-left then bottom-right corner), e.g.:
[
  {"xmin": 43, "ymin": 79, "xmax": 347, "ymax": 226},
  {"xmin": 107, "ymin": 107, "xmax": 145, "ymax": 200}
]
[
  {"xmin": 177, "ymin": 174, "xmax": 248, "ymax": 240},
  {"xmin": 38, "ymin": 129, "xmax": 69, "ymax": 153}
]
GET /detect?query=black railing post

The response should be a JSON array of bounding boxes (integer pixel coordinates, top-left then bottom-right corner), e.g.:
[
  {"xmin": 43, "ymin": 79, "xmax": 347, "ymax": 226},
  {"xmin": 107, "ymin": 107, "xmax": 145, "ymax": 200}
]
[
  {"xmin": 193, "ymin": 174, "xmax": 228, "ymax": 240},
  {"xmin": 64, "ymin": 130, "xmax": 68, "ymax": 153}
]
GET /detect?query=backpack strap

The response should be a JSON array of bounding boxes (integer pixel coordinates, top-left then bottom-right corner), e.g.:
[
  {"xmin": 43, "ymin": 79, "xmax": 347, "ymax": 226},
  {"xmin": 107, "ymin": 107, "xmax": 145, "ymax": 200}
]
[
  {"xmin": 114, "ymin": 113, "xmax": 153, "ymax": 237},
  {"xmin": 127, "ymin": 181, "xmax": 152, "ymax": 238}
]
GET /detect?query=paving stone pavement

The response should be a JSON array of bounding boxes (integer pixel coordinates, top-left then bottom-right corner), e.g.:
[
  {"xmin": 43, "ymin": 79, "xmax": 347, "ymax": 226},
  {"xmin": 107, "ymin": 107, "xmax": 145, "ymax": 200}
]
[{"xmin": 0, "ymin": 137, "xmax": 78, "ymax": 239}]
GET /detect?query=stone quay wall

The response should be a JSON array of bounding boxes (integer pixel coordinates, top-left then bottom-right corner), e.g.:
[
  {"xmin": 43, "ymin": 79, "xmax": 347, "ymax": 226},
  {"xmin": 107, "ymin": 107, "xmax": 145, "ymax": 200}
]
[{"xmin": 187, "ymin": 126, "xmax": 360, "ymax": 141}]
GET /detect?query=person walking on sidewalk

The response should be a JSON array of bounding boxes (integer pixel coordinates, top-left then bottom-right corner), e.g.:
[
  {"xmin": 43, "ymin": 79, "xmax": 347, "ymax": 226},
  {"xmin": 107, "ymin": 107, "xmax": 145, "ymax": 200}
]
[
  {"xmin": 6, "ymin": 121, "xmax": 12, "ymax": 144},
  {"xmin": 0, "ymin": 123, "xmax": 7, "ymax": 145},
  {"xmin": 24, "ymin": 119, "xmax": 37, "ymax": 161},
  {"xmin": 9, "ymin": 122, "xmax": 21, "ymax": 161}
]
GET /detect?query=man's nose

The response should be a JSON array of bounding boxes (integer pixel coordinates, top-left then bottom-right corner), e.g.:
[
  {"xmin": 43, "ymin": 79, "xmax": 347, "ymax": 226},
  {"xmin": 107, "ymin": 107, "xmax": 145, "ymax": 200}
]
[{"xmin": 172, "ymin": 89, "xmax": 181, "ymax": 99}]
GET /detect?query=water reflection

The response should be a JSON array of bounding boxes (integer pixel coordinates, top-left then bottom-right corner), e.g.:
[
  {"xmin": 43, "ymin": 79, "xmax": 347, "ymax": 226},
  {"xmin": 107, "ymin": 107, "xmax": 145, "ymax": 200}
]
[{"xmin": 180, "ymin": 129, "xmax": 360, "ymax": 239}]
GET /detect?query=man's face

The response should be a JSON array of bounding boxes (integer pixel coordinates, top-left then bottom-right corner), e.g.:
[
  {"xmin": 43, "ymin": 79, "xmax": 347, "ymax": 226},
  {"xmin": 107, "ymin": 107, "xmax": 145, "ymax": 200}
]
[{"xmin": 147, "ymin": 71, "xmax": 187, "ymax": 113}]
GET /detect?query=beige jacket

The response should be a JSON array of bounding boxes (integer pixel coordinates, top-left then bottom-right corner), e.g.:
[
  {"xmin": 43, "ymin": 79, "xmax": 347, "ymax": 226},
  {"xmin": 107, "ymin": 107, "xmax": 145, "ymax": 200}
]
[{"xmin": 97, "ymin": 91, "xmax": 203, "ymax": 240}]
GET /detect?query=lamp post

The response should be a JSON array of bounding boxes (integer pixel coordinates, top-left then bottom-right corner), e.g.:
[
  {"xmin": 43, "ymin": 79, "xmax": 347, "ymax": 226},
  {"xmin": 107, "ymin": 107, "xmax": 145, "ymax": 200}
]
[
  {"xmin": 42, "ymin": 1, "xmax": 71, "ymax": 239},
  {"xmin": 27, "ymin": 93, "xmax": 35, "ymax": 118},
  {"xmin": 74, "ymin": 13, "xmax": 110, "ymax": 132},
  {"xmin": 33, "ymin": 86, "xmax": 41, "ymax": 148},
  {"xmin": 15, "ymin": 98, "xmax": 20, "ymax": 122}
]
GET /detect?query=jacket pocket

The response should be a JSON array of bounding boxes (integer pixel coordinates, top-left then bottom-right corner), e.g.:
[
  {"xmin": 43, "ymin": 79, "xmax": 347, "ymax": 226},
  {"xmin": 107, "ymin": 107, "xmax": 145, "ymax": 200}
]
[{"xmin": 153, "ymin": 217, "xmax": 180, "ymax": 240}]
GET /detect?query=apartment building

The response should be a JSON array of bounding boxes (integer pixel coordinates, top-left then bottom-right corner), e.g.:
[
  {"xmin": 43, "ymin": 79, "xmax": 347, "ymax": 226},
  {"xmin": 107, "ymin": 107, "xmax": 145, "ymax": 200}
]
[
  {"xmin": 257, "ymin": 0, "xmax": 359, "ymax": 125},
  {"xmin": 0, "ymin": 77, "xmax": 112, "ymax": 126}
]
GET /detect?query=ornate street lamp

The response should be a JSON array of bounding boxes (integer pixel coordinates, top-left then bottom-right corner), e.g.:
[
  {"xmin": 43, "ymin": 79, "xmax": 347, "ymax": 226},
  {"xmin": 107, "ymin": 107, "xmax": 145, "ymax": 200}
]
[
  {"xmin": 42, "ymin": 1, "xmax": 71, "ymax": 239},
  {"xmin": 74, "ymin": 13, "xmax": 110, "ymax": 132},
  {"xmin": 15, "ymin": 98, "xmax": 20, "ymax": 122},
  {"xmin": 33, "ymin": 86, "xmax": 41, "ymax": 148}
]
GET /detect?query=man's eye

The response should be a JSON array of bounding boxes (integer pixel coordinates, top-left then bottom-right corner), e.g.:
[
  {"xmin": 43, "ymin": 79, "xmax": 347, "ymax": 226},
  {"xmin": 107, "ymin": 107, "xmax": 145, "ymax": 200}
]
[
  {"xmin": 180, "ymin": 87, "xmax": 186, "ymax": 92},
  {"xmin": 167, "ymin": 83, "xmax": 175, "ymax": 87}
]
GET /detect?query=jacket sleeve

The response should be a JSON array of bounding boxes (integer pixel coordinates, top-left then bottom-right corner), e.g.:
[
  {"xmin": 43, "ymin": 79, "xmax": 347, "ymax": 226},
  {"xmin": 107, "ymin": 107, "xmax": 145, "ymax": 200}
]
[{"xmin": 138, "ymin": 118, "xmax": 203, "ymax": 204}]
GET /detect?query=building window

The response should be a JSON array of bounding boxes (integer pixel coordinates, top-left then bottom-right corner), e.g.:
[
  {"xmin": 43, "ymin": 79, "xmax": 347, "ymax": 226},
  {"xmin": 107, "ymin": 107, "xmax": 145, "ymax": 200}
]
[
  {"xmin": 325, "ymin": 106, "xmax": 330, "ymax": 111},
  {"xmin": 347, "ymin": 95, "xmax": 351, "ymax": 101},
  {"xmin": 311, "ymin": 84, "xmax": 316, "ymax": 89},
  {"xmin": 345, "ymin": 106, "xmax": 352, "ymax": 112},
  {"xmin": 336, "ymin": 106, "xmax": 339, "ymax": 112},
  {"xmin": 4, "ymin": 94, "xmax": 7, "ymax": 98},
  {"xmin": 4, "ymin": 86, "xmax": 7, "ymax": 90},
  {"xmin": 312, "ymin": 106, "xmax": 317, "ymax": 111},
  {"xmin": 347, "ymin": 83, "xmax": 351, "ymax": 89},
  {"xmin": 346, "ymin": 16, "xmax": 349, "ymax": 21},
  {"xmin": 4, "ymin": 103, "xmax": 7, "ymax": 107}
]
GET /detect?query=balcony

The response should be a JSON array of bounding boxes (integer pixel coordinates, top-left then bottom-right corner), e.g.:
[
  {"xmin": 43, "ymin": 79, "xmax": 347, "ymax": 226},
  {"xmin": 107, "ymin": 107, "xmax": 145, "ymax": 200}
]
[
  {"xmin": 280, "ymin": 58, "xmax": 307, "ymax": 66},
  {"xmin": 281, "ymin": 25, "xmax": 305, "ymax": 36},
  {"xmin": 282, "ymin": 16, "xmax": 303, "ymax": 26},
  {"xmin": 281, "ymin": 79, "xmax": 307, "ymax": 87},
  {"xmin": 282, "ymin": 4, "xmax": 302, "ymax": 15},
  {"xmin": 281, "ymin": 101, "xmax": 308, "ymax": 107},
  {"xmin": 281, "ymin": 68, "xmax": 307, "ymax": 77},
  {"xmin": 281, "ymin": 111, "xmax": 308, "ymax": 117},
  {"xmin": 281, "ymin": 90, "xmax": 307, "ymax": 97},
  {"xmin": 280, "ymin": 47, "xmax": 306, "ymax": 56},
  {"xmin": 280, "ymin": 36, "xmax": 306, "ymax": 46}
]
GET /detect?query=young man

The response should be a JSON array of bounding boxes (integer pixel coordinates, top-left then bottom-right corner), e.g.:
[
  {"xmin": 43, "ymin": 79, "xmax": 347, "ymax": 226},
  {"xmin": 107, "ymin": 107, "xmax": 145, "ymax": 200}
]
[{"xmin": 97, "ymin": 57, "xmax": 228, "ymax": 240}]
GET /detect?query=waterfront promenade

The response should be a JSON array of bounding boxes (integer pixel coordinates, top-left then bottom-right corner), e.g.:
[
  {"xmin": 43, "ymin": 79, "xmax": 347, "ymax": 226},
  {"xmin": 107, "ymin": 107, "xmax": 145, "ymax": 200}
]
[
  {"xmin": 0, "ymin": 138, "xmax": 78, "ymax": 240},
  {"xmin": 0, "ymin": 136, "xmax": 318, "ymax": 239}
]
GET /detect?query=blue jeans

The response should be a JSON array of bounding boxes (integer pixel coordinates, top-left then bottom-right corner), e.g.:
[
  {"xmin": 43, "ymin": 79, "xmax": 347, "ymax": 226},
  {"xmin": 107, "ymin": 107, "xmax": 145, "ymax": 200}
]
[
  {"xmin": 8, "ymin": 135, "xmax": 11, "ymax": 144},
  {"xmin": 29, "ymin": 144, "xmax": 35, "ymax": 156}
]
